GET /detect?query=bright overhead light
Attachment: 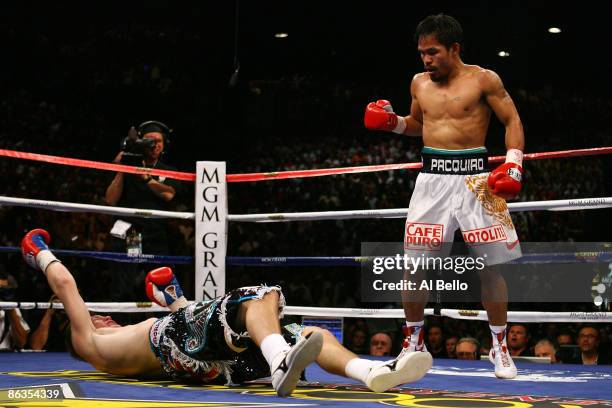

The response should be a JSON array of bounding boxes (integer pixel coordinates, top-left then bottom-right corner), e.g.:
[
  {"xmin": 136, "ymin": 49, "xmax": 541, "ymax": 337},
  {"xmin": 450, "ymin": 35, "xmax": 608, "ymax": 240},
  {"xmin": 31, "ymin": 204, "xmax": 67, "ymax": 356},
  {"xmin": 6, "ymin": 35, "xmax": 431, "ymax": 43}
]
[
  {"xmin": 497, "ymin": 51, "xmax": 510, "ymax": 57},
  {"xmin": 548, "ymin": 27, "xmax": 562, "ymax": 34},
  {"xmin": 274, "ymin": 33, "xmax": 289, "ymax": 38}
]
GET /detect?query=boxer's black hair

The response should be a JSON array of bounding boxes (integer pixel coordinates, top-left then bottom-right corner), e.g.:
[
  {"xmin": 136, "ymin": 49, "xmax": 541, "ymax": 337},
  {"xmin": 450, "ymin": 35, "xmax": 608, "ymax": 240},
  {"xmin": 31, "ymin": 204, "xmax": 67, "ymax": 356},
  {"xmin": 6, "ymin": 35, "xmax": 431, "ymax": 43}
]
[{"xmin": 415, "ymin": 13, "xmax": 463, "ymax": 50}]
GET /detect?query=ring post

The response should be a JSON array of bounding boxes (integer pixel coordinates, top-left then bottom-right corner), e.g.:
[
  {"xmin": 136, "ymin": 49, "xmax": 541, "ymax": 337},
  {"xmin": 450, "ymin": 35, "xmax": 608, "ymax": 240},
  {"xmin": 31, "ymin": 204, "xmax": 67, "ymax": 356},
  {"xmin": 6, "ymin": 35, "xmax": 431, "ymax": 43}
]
[{"xmin": 195, "ymin": 161, "xmax": 228, "ymax": 300}]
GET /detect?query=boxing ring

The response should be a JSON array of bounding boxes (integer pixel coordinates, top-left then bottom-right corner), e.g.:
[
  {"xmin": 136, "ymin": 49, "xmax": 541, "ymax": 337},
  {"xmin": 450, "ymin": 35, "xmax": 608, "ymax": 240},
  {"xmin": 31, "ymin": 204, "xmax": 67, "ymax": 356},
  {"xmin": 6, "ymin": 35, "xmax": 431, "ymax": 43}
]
[
  {"xmin": 3, "ymin": 352, "xmax": 612, "ymax": 407},
  {"xmin": 2, "ymin": 147, "xmax": 612, "ymax": 407}
]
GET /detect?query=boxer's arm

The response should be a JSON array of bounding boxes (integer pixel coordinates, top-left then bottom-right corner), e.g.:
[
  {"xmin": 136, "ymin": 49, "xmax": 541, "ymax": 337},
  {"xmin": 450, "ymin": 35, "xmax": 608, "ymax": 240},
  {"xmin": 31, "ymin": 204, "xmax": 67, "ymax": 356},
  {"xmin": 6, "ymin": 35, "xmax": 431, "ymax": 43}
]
[
  {"xmin": 363, "ymin": 76, "xmax": 423, "ymax": 136},
  {"xmin": 43, "ymin": 262, "xmax": 103, "ymax": 363},
  {"xmin": 482, "ymin": 69, "xmax": 524, "ymax": 151},
  {"xmin": 483, "ymin": 70, "xmax": 524, "ymax": 199},
  {"xmin": 43, "ymin": 262, "xmax": 94, "ymax": 335},
  {"xmin": 400, "ymin": 76, "xmax": 424, "ymax": 136},
  {"xmin": 21, "ymin": 230, "xmax": 103, "ymax": 364}
]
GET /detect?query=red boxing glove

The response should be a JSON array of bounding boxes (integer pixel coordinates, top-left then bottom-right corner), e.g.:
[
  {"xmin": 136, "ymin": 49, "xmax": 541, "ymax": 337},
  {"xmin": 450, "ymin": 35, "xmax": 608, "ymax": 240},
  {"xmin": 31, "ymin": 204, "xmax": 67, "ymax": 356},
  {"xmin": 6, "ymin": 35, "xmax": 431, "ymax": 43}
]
[
  {"xmin": 21, "ymin": 228, "xmax": 59, "ymax": 273},
  {"xmin": 364, "ymin": 100, "xmax": 406, "ymax": 134},
  {"xmin": 145, "ymin": 266, "xmax": 185, "ymax": 308},
  {"xmin": 488, "ymin": 149, "xmax": 523, "ymax": 200}
]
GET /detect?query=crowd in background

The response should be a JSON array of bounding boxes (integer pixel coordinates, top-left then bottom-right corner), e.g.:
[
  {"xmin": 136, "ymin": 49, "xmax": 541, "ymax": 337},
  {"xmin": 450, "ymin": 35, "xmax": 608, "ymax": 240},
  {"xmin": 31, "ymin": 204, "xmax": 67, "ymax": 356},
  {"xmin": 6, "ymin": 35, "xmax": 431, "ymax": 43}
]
[
  {"xmin": 343, "ymin": 320, "xmax": 612, "ymax": 365},
  {"xmin": 1, "ymin": 20, "xmax": 611, "ymax": 362}
]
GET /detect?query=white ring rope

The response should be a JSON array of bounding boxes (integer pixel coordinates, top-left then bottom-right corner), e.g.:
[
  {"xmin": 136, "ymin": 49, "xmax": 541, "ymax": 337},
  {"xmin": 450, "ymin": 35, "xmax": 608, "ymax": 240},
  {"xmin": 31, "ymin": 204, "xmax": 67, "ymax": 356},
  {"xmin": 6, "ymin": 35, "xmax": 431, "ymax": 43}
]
[
  {"xmin": 1, "ymin": 302, "xmax": 609, "ymax": 322},
  {"xmin": 231, "ymin": 197, "xmax": 612, "ymax": 222},
  {"xmin": 0, "ymin": 195, "xmax": 194, "ymax": 220},
  {"xmin": 0, "ymin": 302, "xmax": 167, "ymax": 313},
  {"xmin": 1, "ymin": 195, "xmax": 611, "ymax": 223},
  {"xmin": 284, "ymin": 308, "xmax": 612, "ymax": 323}
]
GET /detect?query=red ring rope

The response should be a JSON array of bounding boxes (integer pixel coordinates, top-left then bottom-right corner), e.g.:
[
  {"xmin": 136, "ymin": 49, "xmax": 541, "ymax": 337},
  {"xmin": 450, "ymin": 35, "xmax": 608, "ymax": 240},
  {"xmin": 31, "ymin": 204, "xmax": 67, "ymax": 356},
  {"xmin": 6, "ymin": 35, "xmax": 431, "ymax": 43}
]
[{"xmin": 1, "ymin": 146, "xmax": 611, "ymax": 183}]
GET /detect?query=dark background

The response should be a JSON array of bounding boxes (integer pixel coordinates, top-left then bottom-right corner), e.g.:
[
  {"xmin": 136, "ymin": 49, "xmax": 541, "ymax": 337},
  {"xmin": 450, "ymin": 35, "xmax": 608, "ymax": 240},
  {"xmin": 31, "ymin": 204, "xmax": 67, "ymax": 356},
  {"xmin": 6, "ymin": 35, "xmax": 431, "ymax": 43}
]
[{"xmin": 2, "ymin": 0, "xmax": 610, "ymax": 164}]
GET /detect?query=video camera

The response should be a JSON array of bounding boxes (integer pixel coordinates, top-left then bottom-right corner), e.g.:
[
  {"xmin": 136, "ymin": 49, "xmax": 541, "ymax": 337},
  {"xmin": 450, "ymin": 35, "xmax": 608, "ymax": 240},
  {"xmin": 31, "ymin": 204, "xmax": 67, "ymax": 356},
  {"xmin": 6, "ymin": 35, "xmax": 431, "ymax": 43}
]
[
  {"xmin": 119, "ymin": 121, "xmax": 171, "ymax": 166},
  {"xmin": 120, "ymin": 135, "xmax": 156, "ymax": 166}
]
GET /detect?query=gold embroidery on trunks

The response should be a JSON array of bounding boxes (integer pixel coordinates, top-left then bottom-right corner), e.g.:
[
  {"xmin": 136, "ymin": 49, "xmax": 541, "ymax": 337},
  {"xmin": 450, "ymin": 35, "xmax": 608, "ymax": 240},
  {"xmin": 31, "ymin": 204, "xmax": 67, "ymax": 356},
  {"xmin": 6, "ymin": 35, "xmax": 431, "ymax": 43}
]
[{"xmin": 465, "ymin": 175, "xmax": 514, "ymax": 229}]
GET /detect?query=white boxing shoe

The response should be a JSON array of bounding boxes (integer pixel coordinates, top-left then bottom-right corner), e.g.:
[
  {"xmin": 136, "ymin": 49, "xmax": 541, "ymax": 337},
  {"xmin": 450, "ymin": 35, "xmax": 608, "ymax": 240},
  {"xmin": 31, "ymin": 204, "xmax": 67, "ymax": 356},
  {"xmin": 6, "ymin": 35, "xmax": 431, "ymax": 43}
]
[
  {"xmin": 365, "ymin": 350, "xmax": 433, "ymax": 392},
  {"xmin": 489, "ymin": 343, "xmax": 517, "ymax": 379},
  {"xmin": 270, "ymin": 331, "xmax": 323, "ymax": 397}
]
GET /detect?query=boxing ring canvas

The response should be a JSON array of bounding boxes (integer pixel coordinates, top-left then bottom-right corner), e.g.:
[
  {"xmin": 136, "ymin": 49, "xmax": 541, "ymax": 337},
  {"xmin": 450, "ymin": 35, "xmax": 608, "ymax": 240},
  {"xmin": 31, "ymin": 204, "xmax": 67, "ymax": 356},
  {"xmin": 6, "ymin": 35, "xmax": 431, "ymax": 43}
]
[{"xmin": 2, "ymin": 352, "xmax": 611, "ymax": 407}]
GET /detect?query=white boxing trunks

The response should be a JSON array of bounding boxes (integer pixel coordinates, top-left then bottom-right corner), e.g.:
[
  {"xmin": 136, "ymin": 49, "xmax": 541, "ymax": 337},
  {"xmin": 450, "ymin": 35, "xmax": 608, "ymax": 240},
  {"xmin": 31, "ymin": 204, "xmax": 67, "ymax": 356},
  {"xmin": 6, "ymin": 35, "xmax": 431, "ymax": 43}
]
[{"xmin": 404, "ymin": 146, "xmax": 521, "ymax": 265}]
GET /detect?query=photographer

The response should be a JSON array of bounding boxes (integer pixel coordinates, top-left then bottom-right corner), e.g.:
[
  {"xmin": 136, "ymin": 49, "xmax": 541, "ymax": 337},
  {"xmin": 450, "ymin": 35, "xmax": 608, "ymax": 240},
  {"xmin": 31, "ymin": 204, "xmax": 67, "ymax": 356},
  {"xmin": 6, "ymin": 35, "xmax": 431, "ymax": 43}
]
[
  {"xmin": 105, "ymin": 121, "xmax": 181, "ymax": 300},
  {"xmin": 29, "ymin": 295, "xmax": 70, "ymax": 351},
  {"xmin": 0, "ymin": 267, "xmax": 29, "ymax": 350}
]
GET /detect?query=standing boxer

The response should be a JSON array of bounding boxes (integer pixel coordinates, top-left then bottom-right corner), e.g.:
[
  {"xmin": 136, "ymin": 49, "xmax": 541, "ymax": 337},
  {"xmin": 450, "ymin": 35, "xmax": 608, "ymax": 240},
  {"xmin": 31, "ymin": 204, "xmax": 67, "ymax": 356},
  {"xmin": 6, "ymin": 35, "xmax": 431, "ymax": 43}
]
[{"xmin": 364, "ymin": 14, "xmax": 524, "ymax": 379}]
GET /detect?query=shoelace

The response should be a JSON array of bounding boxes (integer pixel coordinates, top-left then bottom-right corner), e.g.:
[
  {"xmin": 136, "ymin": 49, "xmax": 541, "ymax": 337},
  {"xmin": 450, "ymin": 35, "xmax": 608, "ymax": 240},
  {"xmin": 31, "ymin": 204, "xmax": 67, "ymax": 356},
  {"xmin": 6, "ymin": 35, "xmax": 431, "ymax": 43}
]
[
  {"xmin": 492, "ymin": 344, "xmax": 512, "ymax": 367},
  {"xmin": 491, "ymin": 330, "xmax": 512, "ymax": 368},
  {"xmin": 402, "ymin": 325, "xmax": 425, "ymax": 351}
]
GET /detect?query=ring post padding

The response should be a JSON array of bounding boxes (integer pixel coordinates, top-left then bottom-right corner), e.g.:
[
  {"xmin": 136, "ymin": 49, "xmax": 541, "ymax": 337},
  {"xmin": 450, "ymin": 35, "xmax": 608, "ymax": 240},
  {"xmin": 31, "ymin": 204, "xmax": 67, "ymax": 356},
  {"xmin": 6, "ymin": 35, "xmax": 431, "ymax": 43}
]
[{"xmin": 195, "ymin": 161, "xmax": 228, "ymax": 300}]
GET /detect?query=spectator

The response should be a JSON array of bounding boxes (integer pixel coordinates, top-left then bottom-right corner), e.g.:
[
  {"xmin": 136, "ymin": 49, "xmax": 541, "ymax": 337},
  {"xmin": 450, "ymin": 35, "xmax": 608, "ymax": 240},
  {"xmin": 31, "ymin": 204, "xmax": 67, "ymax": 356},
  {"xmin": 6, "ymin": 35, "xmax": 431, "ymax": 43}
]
[
  {"xmin": 445, "ymin": 335, "xmax": 458, "ymax": 359},
  {"xmin": 347, "ymin": 328, "xmax": 369, "ymax": 355},
  {"xmin": 0, "ymin": 269, "xmax": 29, "ymax": 350},
  {"xmin": 427, "ymin": 324, "xmax": 447, "ymax": 358},
  {"xmin": 576, "ymin": 325, "xmax": 611, "ymax": 365},
  {"xmin": 29, "ymin": 295, "xmax": 69, "ymax": 351},
  {"xmin": 455, "ymin": 337, "xmax": 480, "ymax": 360},
  {"xmin": 479, "ymin": 336, "xmax": 492, "ymax": 356},
  {"xmin": 345, "ymin": 318, "xmax": 369, "ymax": 340},
  {"xmin": 369, "ymin": 332, "xmax": 393, "ymax": 356},
  {"xmin": 507, "ymin": 324, "xmax": 533, "ymax": 357},
  {"xmin": 557, "ymin": 331, "xmax": 574, "ymax": 346},
  {"xmin": 534, "ymin": 339, "xmax": 558, "ymax": 363}
]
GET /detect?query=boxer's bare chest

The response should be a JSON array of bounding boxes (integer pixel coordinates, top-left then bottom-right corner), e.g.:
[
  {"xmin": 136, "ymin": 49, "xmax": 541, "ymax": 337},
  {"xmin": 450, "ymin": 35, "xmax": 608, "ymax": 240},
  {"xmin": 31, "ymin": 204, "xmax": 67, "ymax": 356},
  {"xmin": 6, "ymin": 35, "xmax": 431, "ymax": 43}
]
[{"xmin": 417, "ymin": 76, "xmax": 488, "ymax": 122}]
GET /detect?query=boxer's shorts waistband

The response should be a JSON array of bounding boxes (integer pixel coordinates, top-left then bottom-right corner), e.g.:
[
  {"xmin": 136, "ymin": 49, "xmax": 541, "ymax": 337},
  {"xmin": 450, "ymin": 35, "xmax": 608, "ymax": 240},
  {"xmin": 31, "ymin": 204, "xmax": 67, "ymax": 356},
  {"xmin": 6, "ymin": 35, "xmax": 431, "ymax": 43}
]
[{"xmin": 420, "ymin": 146, "xmax": 489, "ymax": 175}]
